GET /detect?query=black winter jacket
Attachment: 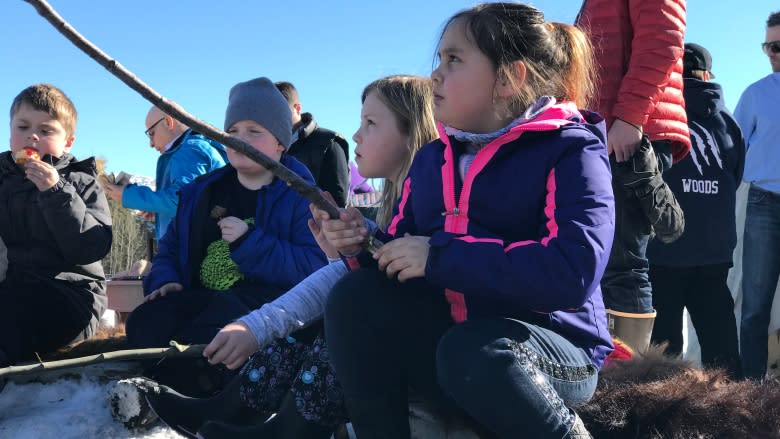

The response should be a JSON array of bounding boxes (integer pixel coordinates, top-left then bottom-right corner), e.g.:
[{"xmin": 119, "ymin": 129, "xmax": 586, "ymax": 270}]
[
  {"xmin": 288, "ymin": 113, "xmax": 350, "ymax": 207},
  {"xmin": 0, "ymin": 151, "xmax": 113, "ymax": 320}
]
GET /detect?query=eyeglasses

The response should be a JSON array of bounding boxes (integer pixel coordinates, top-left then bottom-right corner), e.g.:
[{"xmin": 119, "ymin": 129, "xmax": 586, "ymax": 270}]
[
  {"xmin": 762, "ymin": 41, "xmax": 780, "ymax": 54},
  {"xmin": 144, "ymin": 117, "xmax": 165, "ymax": 138}
]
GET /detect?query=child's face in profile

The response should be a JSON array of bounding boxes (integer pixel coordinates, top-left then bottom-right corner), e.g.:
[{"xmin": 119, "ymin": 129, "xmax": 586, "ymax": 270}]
[
  {"xmin": 225, "ymin": 119, "xmax": 284, "ymax": 177},
  {"xmin": 352, "ymin": 91, "xmax": 409, "ymax": 182},
  {"xmin": 431, "ymin": 19, "xmax": 502, "ymax": 133},
  {"xmin": 10, "ymin": 104, "xmax": 74, "ymax": 159}
]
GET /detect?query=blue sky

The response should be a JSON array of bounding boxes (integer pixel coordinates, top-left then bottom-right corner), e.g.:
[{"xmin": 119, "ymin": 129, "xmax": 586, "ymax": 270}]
[{"xmin": 1, "ymin": 1, "xmax": 776, "ymax": 177}]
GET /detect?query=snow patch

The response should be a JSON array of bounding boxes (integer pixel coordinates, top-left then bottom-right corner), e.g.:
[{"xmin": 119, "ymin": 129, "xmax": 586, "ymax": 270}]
[{"xmin": 0, "ymin": 376, "xmax": 183, "ymax": 438}]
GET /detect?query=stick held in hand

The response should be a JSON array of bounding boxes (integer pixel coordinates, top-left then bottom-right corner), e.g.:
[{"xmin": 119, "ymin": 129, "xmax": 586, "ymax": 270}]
[{"xmin": 23, "ymin": 0, "xmax": 340, "ymax": 219}]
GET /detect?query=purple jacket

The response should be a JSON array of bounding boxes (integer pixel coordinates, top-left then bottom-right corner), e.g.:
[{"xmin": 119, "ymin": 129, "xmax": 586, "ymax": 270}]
[{"xmin": 367, "ymin": 102, "xmax": 615, "ymax": 367}]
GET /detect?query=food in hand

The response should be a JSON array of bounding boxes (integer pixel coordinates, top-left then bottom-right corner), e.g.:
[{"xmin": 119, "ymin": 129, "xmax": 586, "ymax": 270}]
[
  {"xmin": 14, "ymin": 147, "xmax": 41, "ymax": 164},
  {"xmin": 210, "ymin": 205, "xmax": 227, "ymax": 220}
]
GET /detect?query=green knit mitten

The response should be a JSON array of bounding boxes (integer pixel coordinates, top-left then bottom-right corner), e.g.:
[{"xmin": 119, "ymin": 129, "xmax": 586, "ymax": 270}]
[{"xmin": 199, "ymin": 218, "xmax": 254, "ymax": 291}]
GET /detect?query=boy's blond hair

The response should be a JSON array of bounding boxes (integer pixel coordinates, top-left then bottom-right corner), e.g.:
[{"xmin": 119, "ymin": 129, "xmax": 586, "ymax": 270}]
[{"xmin": 10, "ymin": 84, "xmax": 78, "ymax": 137}]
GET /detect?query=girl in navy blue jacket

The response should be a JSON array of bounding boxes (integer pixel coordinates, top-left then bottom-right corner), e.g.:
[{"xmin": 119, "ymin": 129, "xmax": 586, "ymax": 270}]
[{"xmin": 319, "ymin": 4, "xmax": 615, "ymax": 438}]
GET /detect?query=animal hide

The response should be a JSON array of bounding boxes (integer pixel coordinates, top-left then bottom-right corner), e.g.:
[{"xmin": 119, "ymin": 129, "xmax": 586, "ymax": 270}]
[{"xmin": 579, "ymin": 346, "xmax": 780, "ymax": 438}]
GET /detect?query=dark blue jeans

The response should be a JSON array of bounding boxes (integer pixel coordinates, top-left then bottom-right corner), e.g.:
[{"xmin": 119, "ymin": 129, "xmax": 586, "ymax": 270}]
[
  {"xmin": 740, "ymin": 185, "xmax": 780, "ymax": 379},
  {"xmin": 602, "ymin": 140, "xmax": 673, "ymax": 314},
  {"xmin": 325, "ymin": 268, "xmax": 597, "ymax": 439},
  {"xmin": 437, "ymin": 319, "xmax": 598, "ymax": 439}
]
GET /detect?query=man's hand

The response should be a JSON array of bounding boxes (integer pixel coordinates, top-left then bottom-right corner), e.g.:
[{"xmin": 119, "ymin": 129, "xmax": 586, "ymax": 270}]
[
  {"xmin": 144, "ymin": 282, "xmax": 183, "ymax": 302},
  {"xmin": 103, "ymin": 183, "xmax": 126, "ymax": 204},
  {"xmin": 374, "ymin": 234, "xmax": 430, "ymax": 282},
  {"xmin": 138, "ymin": 211, "xmax": 155, "ymax": 222},
  {"xmin": 203, "ymin": 321, "xmax": 259, "ymax": 370},
  {"xmin": 608, "ymin": 118, "xmax": 643, "ymax": 162}
]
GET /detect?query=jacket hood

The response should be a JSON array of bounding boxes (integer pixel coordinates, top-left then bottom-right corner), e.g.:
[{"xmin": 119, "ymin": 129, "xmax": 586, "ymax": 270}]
[
  {"xmin": 437, "ymin": 101, "xmax": 607, "ymax": 148},
  {"xmin": 296, "ymin": 113, "xmax": 317, "ymax": 139},
  {"xmin": 293, "ymin": 113, "xmax": 350, "ymax": 161},
  {"xmin": 683, "ymin": 78, "xmax": 725, "ymax": 120}
]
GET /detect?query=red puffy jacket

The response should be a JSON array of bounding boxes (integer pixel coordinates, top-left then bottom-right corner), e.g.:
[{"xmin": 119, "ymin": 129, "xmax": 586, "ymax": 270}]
[{"xmin": 576, "ymin": 0, "xmax": 691, "ymax": 163}]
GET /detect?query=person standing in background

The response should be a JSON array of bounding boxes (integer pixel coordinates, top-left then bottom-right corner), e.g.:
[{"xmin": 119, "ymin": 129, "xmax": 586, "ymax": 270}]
[
  {"xmin": 103, "ymin": 107, "xmax": 227, "ymax": 240},
  {"xmin": 576, "ymin": 0, "xmax": 690, "ymax": 352},
  {"xmin": 647, "ymin": 43, "xmax": 744, "ymax": 378},
  {"xmin": 734, "ymin": 10, "xmax": 780, "ymax": 380},
  {"xmin": 275, "ymin": 82, "xmax": 350, "ymax": 207}
]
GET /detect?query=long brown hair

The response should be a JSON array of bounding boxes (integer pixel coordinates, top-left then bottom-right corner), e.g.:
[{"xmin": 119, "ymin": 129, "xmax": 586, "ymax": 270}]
[
  {"xmin": 440, "ymin": 3, "xmax": 596, "ymax": 114},
  {"xmin": 360, "ymin": 75, "xmax": 437, "ymax": 228}
]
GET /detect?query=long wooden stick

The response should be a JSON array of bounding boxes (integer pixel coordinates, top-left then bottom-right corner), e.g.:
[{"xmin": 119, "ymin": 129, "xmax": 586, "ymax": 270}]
[
  {"xmin": 0, "ymin": 342, "xmax": 205, "ymax": 379},
  {"xmin": 23, "ymin": 0, "xmax": 340, "ymax": 219}
]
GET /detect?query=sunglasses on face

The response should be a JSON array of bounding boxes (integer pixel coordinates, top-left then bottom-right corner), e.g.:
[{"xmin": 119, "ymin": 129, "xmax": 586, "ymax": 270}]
[
  {"xmin": 145, "ymin": 117, "xmax": 165, "ymax": 138},
  {"xmin": 762, "ymin": 41, "xmax": 780, "ymax": 54}
]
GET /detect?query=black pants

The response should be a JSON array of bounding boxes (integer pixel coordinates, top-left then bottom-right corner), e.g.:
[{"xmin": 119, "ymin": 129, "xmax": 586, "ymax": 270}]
[
  {"xmin": 649, "ymin": 263, "xmax": 741, "ymax": 377},
  {"xmin": 0, "ymin": 276, "xmax": 96, "ymax": 364},
  {"xmin": 325, "ymin": 269, "xmax": 455, "ymax": 439},
  {"xmin": 126, "ymin": 283, "xmax": 277, "ymax": 349}
]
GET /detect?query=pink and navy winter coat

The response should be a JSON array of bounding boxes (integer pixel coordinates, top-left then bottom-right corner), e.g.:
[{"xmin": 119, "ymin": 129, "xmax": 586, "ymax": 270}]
[{"xmin": 364, "ymin": 103, "xmax": 616, "ymax": 367}]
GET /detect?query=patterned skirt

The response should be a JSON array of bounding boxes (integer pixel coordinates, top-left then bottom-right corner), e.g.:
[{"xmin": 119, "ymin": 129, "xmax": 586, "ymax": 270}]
[{"xmin": 238, "ymin": 327, "xmax": 348, "ymax": 428}]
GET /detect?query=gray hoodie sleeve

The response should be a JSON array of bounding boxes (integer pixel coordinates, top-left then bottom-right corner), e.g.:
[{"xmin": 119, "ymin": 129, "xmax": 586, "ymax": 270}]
[{"xmin": 239, "ymin": 260, "xmax": 348, "ymax": 348}]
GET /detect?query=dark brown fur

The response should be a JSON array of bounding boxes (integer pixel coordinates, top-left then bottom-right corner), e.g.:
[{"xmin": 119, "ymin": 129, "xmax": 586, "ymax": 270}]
[
  {"xmin": 41, "ymin": 324, "xmax": 127, "ymax": 361},
  {"xmin": 579, "ymin": 346, "xmax": 780, "ymax": 438}
]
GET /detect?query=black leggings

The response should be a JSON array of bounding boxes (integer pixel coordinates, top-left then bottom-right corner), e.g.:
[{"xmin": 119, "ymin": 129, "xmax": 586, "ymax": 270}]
[{"xmin": 325, "ymin": 268, "xmax": 455, "ymax": 438}]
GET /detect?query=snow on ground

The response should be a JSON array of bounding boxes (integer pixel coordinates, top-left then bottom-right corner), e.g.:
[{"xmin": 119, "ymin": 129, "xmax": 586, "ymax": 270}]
[{"xmin": 0, "ymin": 377, "xmax": 183, "ymax": 439}]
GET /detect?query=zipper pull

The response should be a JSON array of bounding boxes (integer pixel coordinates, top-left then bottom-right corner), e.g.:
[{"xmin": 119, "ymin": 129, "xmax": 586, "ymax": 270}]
[{"xmin": 441, "ymin": 207, "xmax": 460, "ymax": 217}]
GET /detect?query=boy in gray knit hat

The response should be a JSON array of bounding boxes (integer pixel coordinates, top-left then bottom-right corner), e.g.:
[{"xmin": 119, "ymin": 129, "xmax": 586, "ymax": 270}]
[
  {"xmin": 222, "ymin": 77, "xmax": 293, "ymax": 182},
  {"xmin": 224, "ymin": 77, "xmax": 292, "ymax": 149},
  {"xmin": 125, "ymin": 76, "xmax": 325, "ymax": 370}
]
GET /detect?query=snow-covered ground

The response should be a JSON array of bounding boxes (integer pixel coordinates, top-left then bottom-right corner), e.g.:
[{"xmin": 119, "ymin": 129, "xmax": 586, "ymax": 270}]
[{"xmin": 0, "ymin": 377, "xmax": 183, "ymax": 439}]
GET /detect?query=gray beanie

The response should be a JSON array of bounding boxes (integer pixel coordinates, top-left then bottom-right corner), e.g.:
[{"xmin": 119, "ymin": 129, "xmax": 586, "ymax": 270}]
[{"xmin": 224, "ymin": 77, "xmax": 292, "ymax": 148}]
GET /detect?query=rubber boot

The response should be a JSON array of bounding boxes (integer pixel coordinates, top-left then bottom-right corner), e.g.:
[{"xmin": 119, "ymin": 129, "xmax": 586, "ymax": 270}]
[
  {"xmin": 606, "ymin": 309, "xmax": 657, "ymax": 353},
  {"xmin": 145, "ymin": 372, "xmax": 253, "ymax": 438},
  {"xmin": 197, "ymin": 392, "xmax": 332, "ymax": 439}
]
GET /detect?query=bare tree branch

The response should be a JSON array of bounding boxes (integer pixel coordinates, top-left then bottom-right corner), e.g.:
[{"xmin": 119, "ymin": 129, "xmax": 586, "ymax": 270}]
[
  {"xmin": 0, "ymin": 343, "xmax": 206, "ymax": 379},
  {"xmin": 23, "ymin": 0, "xmax": 340, "ymax": 219}
]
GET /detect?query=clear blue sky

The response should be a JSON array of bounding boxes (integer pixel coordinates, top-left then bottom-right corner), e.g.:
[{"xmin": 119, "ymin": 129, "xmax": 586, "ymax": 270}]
[{"xmin": 1, "ymin": 1, "xmax": 776, "ymax": 177}]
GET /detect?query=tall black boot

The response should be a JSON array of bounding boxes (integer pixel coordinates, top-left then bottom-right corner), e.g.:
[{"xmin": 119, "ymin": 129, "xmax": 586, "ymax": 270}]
[
  {"xmin": 197, "ymin": 392, "xmax": 332, "ymax": 439},
  {"xmin": 145, "ymin": 372, "xmax": 255, "ymax": 438}
]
